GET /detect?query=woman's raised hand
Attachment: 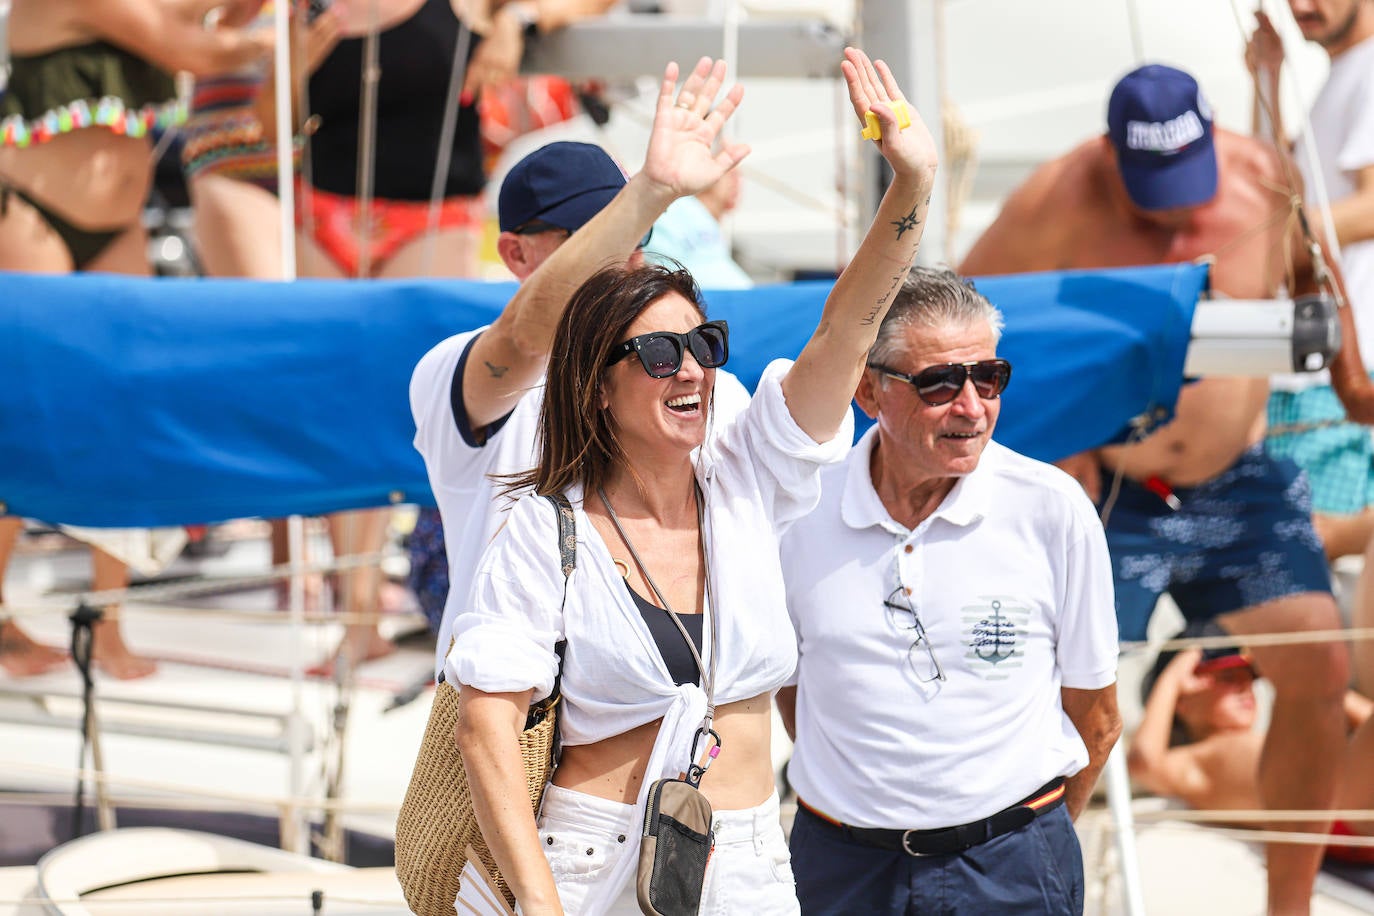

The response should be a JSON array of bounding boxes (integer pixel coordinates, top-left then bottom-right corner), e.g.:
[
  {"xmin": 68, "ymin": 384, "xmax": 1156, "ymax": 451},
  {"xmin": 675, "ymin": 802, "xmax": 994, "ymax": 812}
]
[
  {"xmin": 842, "ymin": 47, "xmax": 937, "ymax": 184},
  {"xmin": 641, "ymin": 58, "xmax": 750, "ymax": 202}
]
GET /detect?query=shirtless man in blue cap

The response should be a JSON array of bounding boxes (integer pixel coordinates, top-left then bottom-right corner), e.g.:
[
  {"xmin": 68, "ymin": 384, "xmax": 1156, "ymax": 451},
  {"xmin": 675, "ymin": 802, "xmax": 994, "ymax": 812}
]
[{"xmin": 961, "ymin": 64, "xmax": 1374, "ymax": 915}]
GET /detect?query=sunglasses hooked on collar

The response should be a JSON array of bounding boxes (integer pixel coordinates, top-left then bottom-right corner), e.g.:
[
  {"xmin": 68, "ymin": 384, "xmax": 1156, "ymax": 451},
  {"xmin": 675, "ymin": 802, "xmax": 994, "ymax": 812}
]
[
  {"xmin": 869, "ymin": 358, "xmax": 1012, "ymax": 407},
  {"xmin": 607, "ymin": 320, "xmax": 730, "ymax": 378},
  {"xmin": 512, "ymin": 219, "xmax": 654, "ymax": 250}
]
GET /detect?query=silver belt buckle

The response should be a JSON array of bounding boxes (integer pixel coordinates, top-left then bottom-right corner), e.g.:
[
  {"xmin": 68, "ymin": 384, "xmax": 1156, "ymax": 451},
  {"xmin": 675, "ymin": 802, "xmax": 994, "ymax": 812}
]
[{"xmin": 900, "ymin": 829, "xmax": 933, "ymax": 857}]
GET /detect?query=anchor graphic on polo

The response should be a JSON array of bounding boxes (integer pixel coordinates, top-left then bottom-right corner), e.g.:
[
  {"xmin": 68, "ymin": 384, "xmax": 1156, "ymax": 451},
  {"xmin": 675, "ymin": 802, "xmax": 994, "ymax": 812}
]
[{"xmin": 961, "ymin": 597, "xmax": 1029, "ymax": 679}]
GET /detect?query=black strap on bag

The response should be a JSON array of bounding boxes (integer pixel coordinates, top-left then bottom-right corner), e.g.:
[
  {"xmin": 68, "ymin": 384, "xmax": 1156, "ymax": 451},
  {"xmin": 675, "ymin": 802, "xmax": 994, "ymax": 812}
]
[{"xmin": 525, "ymin": 494, "xmax": 573, "ymax": 730}]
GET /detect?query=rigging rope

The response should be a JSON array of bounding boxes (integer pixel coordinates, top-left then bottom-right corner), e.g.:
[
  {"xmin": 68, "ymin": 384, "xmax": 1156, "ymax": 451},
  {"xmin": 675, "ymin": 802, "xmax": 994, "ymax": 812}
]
[
  {"xmin": 419, "ymin": 20, "xmax": 474, "ymax": 277},
  {"xmin": 1227, "ymin": 0, "xmax": 1346, "ymax": 306},
  {"xmin": 353, "ymin": 2, "xmax": 382, "ymax": 279}
]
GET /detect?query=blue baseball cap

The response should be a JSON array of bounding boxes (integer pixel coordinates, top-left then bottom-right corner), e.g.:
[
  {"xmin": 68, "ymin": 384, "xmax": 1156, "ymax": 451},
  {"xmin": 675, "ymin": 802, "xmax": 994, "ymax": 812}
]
[
  {"xmin": 1107, "ymin": 65, "xmax": 1217, "ymax": 211},
  {"xmin": 498, "ymin": 141, "xmax": 628, "ymax": 233}
]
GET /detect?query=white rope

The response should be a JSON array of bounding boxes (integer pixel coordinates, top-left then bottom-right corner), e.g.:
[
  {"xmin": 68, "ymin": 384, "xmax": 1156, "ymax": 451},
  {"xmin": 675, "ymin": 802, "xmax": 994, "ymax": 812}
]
[
  {"xmin": 1227, "ymin": 0, "xmax": 1346, "ymax": 278},
  {"xmin": 0, "ymin": 550, "xmax": 392, "ymax": 613},
  {"xmin": 0, "ymin": 759, "xmax": 400, "ymax": 814},
  {"xmin": 1141, "ymin": 821, "xmax": 1374, "ymax": 849},
  {"xmin": 0, "ymin": 893, "xmax": 402, "ymax": 908},
  {"xmin": 419, "ymin": 19, "xmax": 474, "ymax": 277},
  {"xmin": 1258, "ymin": 0, "xmax": 1345, "ymax": 269},
  {"xmin": 719, "ymin": 0, "xmax": 742, "ymax": 251},
  {"xmin": 1134, "ymin": 806, "xmax": 1374, "ymax": 824},
  {"xmin": 354, "ymin": 1, "xmax": 383, "ymax": 278},
  {"xmin": 1123, "ymin": 0, "xmax": 1145, "ymax": 63},
  {"xmin": 1119, "ymin": 625, "xmax": 1374, "ymax": 655},
  {"xmin": 273, "ymin": 0, "xmax": 298, "ymax": 280}
]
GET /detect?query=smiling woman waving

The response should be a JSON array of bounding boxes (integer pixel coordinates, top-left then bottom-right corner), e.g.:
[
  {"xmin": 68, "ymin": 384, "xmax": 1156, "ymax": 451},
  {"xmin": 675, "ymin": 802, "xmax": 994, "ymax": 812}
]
[{"xmin": 447, "ymin": 47, "xmax": 938, "ymax": 916}]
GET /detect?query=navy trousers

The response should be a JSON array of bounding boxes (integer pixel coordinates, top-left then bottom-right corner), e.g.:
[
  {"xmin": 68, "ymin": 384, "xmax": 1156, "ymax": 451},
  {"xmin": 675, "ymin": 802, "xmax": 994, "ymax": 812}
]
[{"xmin": 789, "ymin": 802, "xmax": 1084, "ymax": 915}]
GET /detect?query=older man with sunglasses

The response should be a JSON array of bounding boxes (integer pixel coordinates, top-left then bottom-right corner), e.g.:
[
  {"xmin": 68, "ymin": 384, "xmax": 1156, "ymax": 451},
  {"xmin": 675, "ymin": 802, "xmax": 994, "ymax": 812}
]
[
  {"xmin": 409, "ymin": 58, "xmax": 752, "ymax": 680},
  {"xmin": 775, "ymin": 268, "xmax": 1121, "ymax": 916}
]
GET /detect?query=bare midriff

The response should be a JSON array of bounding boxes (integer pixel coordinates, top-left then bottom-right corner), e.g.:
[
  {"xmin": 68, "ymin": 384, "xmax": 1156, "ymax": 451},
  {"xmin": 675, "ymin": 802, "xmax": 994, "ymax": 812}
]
[
  {"xmin": 1100, "ymin": 376, "xmax": 1271, "ymax": 486},
  {"xmin": 0, "ymin": 128, "xmax": 152, "ymax": 228},
  {"xmin": 551, "ymin": 691, "xmax": 777, "ymax": 811}
]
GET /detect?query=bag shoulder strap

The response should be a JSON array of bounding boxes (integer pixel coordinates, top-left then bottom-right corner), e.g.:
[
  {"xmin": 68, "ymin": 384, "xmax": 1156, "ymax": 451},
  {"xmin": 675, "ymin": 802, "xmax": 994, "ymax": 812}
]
[
  {"xmin": 532, "ymin": 493, "xmax": 572, "ymax": 728},
  {"xmin": 543, "ymin": 492, "xmax": 576, "ymax": 580}
]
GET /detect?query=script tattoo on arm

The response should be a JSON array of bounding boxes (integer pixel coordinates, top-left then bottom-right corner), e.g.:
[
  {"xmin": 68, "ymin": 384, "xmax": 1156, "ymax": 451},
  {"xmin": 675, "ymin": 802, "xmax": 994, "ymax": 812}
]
[
  {"xmin": 862, "ymin": 257, "xmax": 915, "ymax": 326},
  {"xmin": 485, "ymin": 361, "xmax": 509, "ymax": 378}
]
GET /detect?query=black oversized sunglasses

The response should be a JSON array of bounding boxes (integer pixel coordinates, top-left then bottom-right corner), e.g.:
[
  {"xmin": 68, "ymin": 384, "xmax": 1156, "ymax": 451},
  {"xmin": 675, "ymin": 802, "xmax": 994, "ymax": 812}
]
[
  {"xmin": 869, "ymin": 358, "xmax": 1012, "ymax": 406},
  {"xmin": 607, "ymin": 320, "xmax": 730, "ymax": 378}
]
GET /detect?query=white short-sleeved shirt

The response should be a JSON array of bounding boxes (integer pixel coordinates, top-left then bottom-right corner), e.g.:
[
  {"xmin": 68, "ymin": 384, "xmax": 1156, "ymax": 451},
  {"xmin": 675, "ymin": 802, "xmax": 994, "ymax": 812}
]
[
  {"xmin": 781, "ymin": 431, "xmax": 1118, "ymax": 829},
  {"xmin": 409, "ymin": 326, "xmax": 752, "ymax": 676},
  {"xmin": 1275, "ymin": 34, "xmax": 1374, "ymax": 390}
]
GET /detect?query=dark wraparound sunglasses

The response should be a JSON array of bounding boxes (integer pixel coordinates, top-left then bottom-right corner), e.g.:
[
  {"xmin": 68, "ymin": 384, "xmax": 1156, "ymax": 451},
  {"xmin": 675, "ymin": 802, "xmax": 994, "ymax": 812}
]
[
  {"xmin": 513, "ymin": 219, "xmax": 653, "ymax": 249},
  {"xmin": 607, "ymin": 320, "xmax": 730, "ymax": 378},
  {"xmin": 869, "ymin": 358, "xmax": 1012, "ymax": 407}
]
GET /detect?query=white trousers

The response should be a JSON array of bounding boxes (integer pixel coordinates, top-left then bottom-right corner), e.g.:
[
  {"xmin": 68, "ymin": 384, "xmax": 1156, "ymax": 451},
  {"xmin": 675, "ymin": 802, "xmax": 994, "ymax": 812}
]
[{"xmin": 531, "ymin": 783, "xmax": 798, "ymax": 916}]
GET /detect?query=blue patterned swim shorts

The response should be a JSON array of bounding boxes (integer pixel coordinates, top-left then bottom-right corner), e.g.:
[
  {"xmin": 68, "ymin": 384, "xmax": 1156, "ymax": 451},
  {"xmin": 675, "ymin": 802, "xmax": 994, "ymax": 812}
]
[
  {"xmin": 1098, "ymin": 443, "xmax": 1331, "ymax": 642},
  {"xmin": 407, "ymin": 506, "xmax": 449, "ymax": 636}
]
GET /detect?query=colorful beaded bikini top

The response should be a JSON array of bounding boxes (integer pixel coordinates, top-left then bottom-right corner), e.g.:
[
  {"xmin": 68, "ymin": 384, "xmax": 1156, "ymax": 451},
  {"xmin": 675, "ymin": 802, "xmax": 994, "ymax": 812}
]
[{"xmin": 1, "ymin": 94, "xmax": 188, "ymax": 148}]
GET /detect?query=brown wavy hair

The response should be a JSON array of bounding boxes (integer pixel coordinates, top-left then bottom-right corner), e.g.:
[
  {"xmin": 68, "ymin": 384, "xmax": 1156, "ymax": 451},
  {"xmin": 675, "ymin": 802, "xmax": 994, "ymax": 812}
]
[{"xmin": 502, "ymin": 262, "xmax": 707, "ymax": 499}]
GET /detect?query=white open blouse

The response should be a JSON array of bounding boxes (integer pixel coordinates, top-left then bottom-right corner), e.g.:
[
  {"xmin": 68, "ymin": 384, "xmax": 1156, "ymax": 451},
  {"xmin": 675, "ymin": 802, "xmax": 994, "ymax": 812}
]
[
  {"xmin": 448, "ymin": 359, "xmax": 852, "ymax": 739},
  {"xmin": 447, "ymin": 360, "xmax": 851, "ymax": 908}
]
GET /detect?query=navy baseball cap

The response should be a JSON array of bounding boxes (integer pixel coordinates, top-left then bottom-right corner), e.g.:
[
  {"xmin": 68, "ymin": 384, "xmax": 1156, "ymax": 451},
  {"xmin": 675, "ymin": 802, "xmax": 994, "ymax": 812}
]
[
  {"xmin": 1107, "ymin": 65, "xmax": 1217, "ymax": 211},
  {"xmin": 498, "ymin": 141, "xmax": 628, "ymax": 233}
]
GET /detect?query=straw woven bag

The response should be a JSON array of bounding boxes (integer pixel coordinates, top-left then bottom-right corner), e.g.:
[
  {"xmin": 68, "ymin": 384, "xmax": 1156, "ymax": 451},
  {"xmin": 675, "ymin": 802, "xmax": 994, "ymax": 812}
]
[{"xmin": 395, "ymin": 494, "xmax": 576, "ymax": 915}]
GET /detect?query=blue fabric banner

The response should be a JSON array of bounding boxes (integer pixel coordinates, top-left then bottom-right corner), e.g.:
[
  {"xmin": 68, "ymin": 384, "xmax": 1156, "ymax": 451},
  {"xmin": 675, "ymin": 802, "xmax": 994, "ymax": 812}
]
[{"xmin": 0, "ymin": 263, "xmax": 1205, "ymax": 526}]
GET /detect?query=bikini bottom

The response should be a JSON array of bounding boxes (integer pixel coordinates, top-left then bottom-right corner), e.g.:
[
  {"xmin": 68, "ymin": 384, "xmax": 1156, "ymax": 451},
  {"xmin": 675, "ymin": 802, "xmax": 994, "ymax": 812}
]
[
  {"xmin": 0, "ymin": 180, "xmax": 124, "ymax": 269},
  {"xmin": 1327, "ymin": 819, "xmax": 1374, "ymax": 865},
  {"xmin": 295, "ymin": 181, "xmax": 484, "ymax": 278}
]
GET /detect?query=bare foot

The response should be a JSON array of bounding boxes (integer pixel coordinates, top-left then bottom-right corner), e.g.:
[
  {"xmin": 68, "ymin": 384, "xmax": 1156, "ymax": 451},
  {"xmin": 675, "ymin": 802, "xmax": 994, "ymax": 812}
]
[
  {"xmin": 91, "ymin": 621, "xmax": 157, "ymax": 680},
  {"xmin": 307, "ymin": 625, "xmax": 394, "ymax": 678},
  {"xmin": 0, "ymin": 621, "xmax": 69, "ymax": 677}
]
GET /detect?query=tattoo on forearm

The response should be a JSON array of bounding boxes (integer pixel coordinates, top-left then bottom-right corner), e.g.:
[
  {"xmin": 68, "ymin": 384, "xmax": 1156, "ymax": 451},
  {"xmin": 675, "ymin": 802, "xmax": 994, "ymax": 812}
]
[
  {"xmin": 891, "ymin": 206, "xmax": 921, "ymax": 240},
  {"xmin": 485, "ymin": 361, "xmax": 509, "ymax": 378},
  {"xmin": 862, "ymin": 261, "xmax": 914, "ymax": 325}
]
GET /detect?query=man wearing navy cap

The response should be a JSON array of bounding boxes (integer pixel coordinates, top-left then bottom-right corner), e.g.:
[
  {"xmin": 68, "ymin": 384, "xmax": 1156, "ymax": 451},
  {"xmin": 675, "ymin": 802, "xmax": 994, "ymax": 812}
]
[
  {"xmin": 408, "ymin": 59, "xmax": 752, "ymax": 681},
  {"xmin": 962, "ymin": 64, "xmax": 1374, "ymax": 914}
]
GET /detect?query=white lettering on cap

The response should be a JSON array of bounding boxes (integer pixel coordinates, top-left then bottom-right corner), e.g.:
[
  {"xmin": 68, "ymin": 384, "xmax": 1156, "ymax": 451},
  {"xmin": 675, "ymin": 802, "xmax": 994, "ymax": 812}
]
[{"xmin": 1125, "ymin": 110, "xmax": 1204, "ymax": 154}]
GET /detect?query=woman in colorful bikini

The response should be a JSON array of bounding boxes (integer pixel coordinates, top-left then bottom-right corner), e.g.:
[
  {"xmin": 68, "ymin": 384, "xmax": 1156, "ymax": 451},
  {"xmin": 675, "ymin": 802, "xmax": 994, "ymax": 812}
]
[
  {"xmin": 183, "ymin": 0, "xmax": 341, "ymax": 280},
  {"xmin": 294, "ymin": 0, "xmax": 617, "ymax": 669},
  {"xmin": 0, "ymin": 0, "xmax": 270, "ymax": 679},
  {"xmin": 181, "ymin": 2, "xmax": 342, "ymax": 611}
]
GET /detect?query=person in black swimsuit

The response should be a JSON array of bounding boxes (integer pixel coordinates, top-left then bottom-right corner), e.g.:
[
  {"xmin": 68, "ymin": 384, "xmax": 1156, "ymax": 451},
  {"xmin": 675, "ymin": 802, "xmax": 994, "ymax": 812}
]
[{"xmin": 0, "ymin": 0, "xmax": 269, "ymax": 680}]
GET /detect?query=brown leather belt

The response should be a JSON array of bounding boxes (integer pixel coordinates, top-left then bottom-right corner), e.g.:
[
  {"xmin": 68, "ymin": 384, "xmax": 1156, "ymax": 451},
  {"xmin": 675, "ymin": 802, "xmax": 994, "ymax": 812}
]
[{"xmin": 797, "ymin": 777, "xmax": 1067, "ymax": 857}]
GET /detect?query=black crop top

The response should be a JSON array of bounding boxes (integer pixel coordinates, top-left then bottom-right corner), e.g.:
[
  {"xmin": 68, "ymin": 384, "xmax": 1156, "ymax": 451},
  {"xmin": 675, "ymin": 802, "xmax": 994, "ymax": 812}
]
[
  {"xmin": 624, "ymin": 581, "xmax": 704, "ymax": 687},
  {"xmin": 306, "ymin": 0, "xmax": 485, "ymax": 200}
]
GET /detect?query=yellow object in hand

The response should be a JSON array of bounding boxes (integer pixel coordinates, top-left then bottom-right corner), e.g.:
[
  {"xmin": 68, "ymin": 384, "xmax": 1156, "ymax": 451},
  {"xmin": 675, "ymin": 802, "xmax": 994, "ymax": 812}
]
[{"xmin": 861, "ymin": 100, "xmax": 912, "ymax": 141}]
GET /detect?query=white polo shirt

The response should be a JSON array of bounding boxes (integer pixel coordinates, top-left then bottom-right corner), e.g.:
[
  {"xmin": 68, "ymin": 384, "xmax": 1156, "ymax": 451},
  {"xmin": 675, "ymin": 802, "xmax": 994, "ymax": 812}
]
[
  {"xmin": 781, "ymin": 430, "xmax": 1118, "ymax": 829},
  {"xmin": 410, "ymin": 326, "xmax": 752, "ymax": 677}
]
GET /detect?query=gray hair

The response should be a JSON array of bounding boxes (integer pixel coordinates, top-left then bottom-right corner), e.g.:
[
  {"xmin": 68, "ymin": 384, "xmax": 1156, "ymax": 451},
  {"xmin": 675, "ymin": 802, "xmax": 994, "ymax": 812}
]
[{"xmin": 868, "ymin": 267, "xmax": 1004, "ymax": 367}]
